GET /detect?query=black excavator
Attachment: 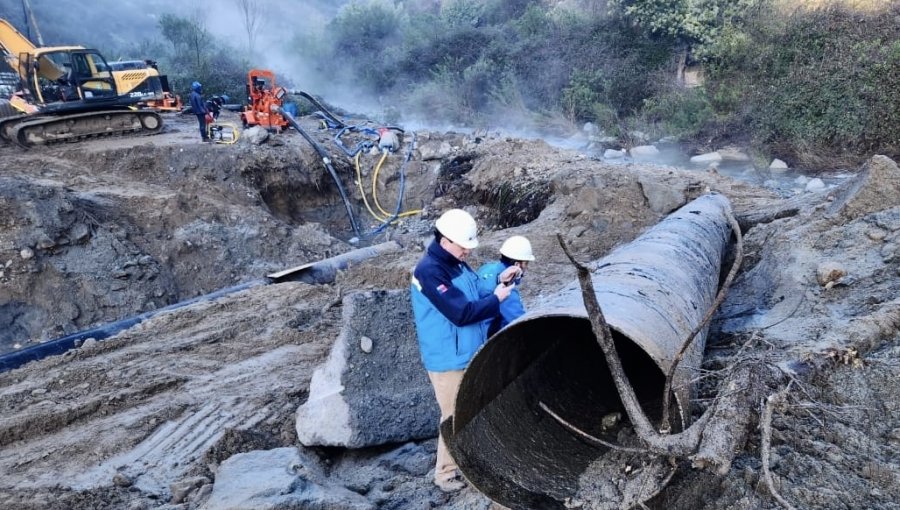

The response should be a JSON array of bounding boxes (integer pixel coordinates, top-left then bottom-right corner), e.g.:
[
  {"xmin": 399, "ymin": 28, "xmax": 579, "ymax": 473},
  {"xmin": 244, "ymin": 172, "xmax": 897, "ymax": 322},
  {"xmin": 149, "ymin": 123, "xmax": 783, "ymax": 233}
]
[{"xmin": 0, "ymin": 17, "xmax": 164, "ymax": 147}]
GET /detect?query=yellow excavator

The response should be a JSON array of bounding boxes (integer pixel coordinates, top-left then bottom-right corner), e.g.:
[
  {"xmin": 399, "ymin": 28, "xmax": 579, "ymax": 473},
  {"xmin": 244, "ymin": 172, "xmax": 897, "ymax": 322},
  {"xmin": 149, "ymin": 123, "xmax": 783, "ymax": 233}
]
[{"xmin": 0, "ymin": 17, "xmax": 164, "ymax": 147}]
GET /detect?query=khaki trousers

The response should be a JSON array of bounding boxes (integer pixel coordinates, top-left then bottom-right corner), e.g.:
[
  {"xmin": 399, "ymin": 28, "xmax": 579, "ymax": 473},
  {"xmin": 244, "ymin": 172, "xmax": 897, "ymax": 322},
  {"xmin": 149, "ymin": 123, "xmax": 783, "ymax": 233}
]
[{"xmin": 427, "ymin": 369, "xmax": 465, "ymax": 483}]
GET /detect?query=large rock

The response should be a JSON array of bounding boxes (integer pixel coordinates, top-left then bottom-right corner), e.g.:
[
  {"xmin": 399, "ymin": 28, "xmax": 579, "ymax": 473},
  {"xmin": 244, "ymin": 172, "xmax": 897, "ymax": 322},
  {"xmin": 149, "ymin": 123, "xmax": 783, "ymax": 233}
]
[
  {"xmin": 418, "ymin": 140, "xmax": 453, "ymax": 161},
  {"xmin": 718, "ymin": 147, "xmax": 751, "ymax": 162},
  {"xmin": 629, "ymin": 145, "xmax": 660, "ymax": 161},
  {"xmin": 295, "ymin": 290, "xmax": 439, "ymax": 447},
  {"xmin": 637, "ymin": 176, "xmax": 687, "ymax": 214},
  {"xmin": 242, "ymin": 126, "xmax": 269, "ymax": 145},
  {"xmin": 690, "ymin": 151, "xmax": 723, "ymax": 165},
  {"xmin": 202, "ymin": 447, "xmax": 373, "ymax": 510},
  {"xmin": 827, "ymin": 155, "xmax": 900, "ymax": 220}
]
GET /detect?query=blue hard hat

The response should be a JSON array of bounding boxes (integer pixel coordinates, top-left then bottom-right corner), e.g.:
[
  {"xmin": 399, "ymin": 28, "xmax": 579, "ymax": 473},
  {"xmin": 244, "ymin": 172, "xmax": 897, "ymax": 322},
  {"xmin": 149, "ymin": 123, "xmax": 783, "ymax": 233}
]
[{"xmin": 191, "ymin": 81, "xmax": 202, "ymax": 91}]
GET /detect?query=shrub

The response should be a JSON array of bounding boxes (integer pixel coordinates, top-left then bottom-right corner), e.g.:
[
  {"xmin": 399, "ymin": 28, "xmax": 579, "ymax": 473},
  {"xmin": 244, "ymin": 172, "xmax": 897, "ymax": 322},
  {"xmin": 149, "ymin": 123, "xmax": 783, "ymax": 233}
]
[
  {"xmin": 641, "ymin": 87, "xmax": 714, "ymax": 138},
  {"xmin": 733, "ymin": 4, "xmax": 900, "ymax": 163}
]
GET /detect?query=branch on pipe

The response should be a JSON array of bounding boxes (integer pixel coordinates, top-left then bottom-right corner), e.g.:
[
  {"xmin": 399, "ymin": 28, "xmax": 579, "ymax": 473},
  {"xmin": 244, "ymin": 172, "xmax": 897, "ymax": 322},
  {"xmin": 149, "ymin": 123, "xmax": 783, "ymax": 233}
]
[{"xmin": 559, "ymin": 234, "xmax": 710, "ymax": 457}]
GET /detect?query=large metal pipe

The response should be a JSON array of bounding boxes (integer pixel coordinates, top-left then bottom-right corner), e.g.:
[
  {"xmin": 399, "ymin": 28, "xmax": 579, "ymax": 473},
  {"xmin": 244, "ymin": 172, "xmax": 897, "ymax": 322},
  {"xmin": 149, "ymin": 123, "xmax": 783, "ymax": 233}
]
[{"xmin": 446, "ymin": 193, "xmax": 734, "ymax": 509}]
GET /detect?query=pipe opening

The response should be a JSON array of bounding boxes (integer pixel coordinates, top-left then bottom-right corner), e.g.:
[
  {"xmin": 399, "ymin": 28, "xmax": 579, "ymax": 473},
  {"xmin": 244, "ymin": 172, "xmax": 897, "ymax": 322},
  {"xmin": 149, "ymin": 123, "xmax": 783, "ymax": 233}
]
[{"xmin": 450, "ymin": 315, "xmax": 682, "ymax": 509}]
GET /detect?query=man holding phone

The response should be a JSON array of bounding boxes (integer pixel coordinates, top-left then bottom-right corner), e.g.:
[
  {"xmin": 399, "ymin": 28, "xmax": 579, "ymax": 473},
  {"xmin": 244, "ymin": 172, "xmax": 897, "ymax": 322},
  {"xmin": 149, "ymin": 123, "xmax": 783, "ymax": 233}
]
[
  {"xmin": 410, "ymin": 209, "xmax": 520, "ymax": 492},
  {"xmin": 477, "ymin": 235, "xmax": 535, "ymax": 337}
]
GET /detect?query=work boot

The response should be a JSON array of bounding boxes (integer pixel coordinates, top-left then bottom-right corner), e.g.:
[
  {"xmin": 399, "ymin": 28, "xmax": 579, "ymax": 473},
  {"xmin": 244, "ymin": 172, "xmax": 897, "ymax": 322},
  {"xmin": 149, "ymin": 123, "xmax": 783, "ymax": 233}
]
[{"xmin": 434, "ymin": 476, "xmax": 466, "ymax": 493}]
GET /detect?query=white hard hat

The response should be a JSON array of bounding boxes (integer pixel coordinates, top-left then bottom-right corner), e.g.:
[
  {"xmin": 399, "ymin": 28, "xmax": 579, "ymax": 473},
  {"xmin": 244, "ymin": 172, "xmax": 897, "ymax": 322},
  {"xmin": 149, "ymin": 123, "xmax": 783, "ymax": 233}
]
[
  {"xmin": 435, "ymin": 209, "xmax": 479, "ymax": 249},
  {"xmin": 500, "ymin": 235, "xmax": 535, "ymax": 261}
]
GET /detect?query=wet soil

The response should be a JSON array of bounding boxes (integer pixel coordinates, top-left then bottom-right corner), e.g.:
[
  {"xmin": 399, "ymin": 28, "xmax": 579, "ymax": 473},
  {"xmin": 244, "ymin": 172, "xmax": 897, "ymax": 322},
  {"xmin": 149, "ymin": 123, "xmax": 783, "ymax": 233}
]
[{"xmin": 0, "ymin": 111, "xmax": 897, "ymax": 509}]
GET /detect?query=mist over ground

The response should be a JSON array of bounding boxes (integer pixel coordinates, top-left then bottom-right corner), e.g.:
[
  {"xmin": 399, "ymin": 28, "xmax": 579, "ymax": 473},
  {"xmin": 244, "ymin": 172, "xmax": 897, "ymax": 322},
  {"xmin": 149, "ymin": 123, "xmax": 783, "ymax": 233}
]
[
  {"xmin": 4, "ymin": 1, "xmax": 897, "ymax": 170},
  {"xmin": 0, "ymin": 0, "xmax": 350, "ymax": 97},
  {"xmin": 0, "ymin": 0, "xmax": 465, "ymax": 132}
]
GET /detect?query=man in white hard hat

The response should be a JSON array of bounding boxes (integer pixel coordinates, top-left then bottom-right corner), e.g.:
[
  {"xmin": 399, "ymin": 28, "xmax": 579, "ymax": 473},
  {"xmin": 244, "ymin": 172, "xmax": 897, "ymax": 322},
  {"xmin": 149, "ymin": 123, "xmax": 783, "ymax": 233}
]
[
  {"xmin": 477, "ymin": 235, "xmax": 535, "ymax": 337},
  {"xmin": 410, "ymin": 208, "xmax": 521, "ymax": 493}
]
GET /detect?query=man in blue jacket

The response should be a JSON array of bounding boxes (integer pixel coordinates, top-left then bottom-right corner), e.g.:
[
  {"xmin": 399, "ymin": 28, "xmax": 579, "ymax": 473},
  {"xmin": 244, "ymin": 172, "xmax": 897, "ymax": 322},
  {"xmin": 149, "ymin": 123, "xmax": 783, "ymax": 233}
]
[
  {"xmin": 410, "ymin": 209, "xmax": 520, "ymax": 493},
  {"xmin": 189, "ymin": 81, "xmax": 211, "ymax": 142},
  {"xmin": 477, "ymin": 235, "xmax": 535, "ymax": 337}
]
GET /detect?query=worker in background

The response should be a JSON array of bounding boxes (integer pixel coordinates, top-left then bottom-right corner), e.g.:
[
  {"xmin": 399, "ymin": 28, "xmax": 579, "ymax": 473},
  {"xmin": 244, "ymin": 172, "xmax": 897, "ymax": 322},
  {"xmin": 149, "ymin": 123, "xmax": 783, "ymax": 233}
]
[
  {"xmin": 206, "ymin": 95, "xmax": 229, "ymax": 121},
  {"xmin": 189, "ymin": 81, "xmax": 211, "ymax": 142},
  {"xmin": 410, "ymin": 209, "xmax": 521, "ymax": 493},
  {"xmin": 477, "ymin": 235, "xmax": 535, "ymax": 337}
]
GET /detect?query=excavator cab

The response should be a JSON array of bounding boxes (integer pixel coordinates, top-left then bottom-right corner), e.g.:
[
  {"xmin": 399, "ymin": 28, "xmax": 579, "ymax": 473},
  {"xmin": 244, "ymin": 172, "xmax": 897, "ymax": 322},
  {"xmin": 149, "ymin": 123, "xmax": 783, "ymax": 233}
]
[{"xmin": 19, "ymin": 48, "xmax": 119, "ymax": 110}]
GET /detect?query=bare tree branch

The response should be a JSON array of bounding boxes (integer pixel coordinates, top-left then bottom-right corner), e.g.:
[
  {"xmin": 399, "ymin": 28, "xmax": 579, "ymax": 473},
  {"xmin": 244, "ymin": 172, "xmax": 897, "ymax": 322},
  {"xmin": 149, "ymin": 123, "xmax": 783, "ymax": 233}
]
[
  {"xmin": 556, "ymin": 233, "xmax": 709, "ymax": 457},
  {"xmin": 538, "ymin": 401, "xmax": 650, "ymax": 454},
  {"xmin": 234, "ymin": 0, "xmax": 265, "ymax": 58}
]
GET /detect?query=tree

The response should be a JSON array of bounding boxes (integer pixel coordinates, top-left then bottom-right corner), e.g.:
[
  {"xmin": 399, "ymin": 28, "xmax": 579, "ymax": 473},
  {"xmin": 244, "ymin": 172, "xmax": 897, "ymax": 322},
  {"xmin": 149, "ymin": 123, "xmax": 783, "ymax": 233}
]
[
  {"xmin": 234, "ymin": 0, "xmax": 265, "ymax": 58},
  {"xmin": 609, "ymin": 0, "xmax": 766, "ymax": 58},
  {"xmin": 158, "ymin": 14, "xmax": 211, "ymax": 70}
]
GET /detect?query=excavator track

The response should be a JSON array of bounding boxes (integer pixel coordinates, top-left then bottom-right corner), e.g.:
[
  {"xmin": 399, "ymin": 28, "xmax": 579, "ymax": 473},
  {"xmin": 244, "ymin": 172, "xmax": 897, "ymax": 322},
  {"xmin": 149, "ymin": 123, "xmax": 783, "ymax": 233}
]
[
  {"xmin": 0, "ymin": 98, "xmax": 26, "ymax": 144},
  {"xmin": 0, "ymin": 114, "xmax": 28, "ymax": 143},
  {"xmin": 9, "ymin": 109, "xmax": 163, "ymax": 148}
]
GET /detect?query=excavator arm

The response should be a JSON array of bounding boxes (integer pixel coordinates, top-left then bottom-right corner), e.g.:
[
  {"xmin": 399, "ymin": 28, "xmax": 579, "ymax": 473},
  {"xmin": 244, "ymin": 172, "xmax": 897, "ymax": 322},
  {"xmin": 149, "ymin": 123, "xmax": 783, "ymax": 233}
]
[{"xmin": 0, "ymin": 17, "xmax": 36, "ymax": 73}]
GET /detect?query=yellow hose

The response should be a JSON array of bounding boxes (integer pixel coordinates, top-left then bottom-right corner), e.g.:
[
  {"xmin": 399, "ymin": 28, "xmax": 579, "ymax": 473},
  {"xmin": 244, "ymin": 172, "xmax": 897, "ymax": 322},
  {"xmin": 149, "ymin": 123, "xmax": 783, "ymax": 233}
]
[
  {"xmin": 372, "ymin": 148, "xmax": 422, "ymax": 220},
  {"xmin": 372, "ymin": 150, "xmax": 393, "ymax": 218},
  {"xmin": 355, "ymin": 152, "xmax": 389, "ymax": 222}
]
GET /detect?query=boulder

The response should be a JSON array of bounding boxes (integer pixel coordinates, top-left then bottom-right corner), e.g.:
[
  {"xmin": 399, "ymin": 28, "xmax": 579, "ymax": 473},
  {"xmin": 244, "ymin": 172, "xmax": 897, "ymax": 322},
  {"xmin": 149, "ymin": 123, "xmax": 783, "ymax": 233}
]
[
  {"xmin": 418, "ymin": 140, "xmax": 453, "ymax": 161},
  {"xmin": 827, "ymin": 155, "xmax": 900, "ymax": 221},
  {"xmin": 816, "ymin": 261, "xmax": 847, "ymax": 286},
  {"xmin": 805, "ymin": 178, "xmax": 826, "ymax": 192},
  {"xmin": 769, "ymin": 158, "xmax": 789, "ymax": 171},
  {"xmin": 629, "ymin": 145, "xmax": 659, "ymax": 161},
  {"xmin": 295, "ymin": 290, "xmax": 439, "ymax": 448},
  {"xmin": 637, "ymin": 177, "xmax": 687, "ymax": 214},
  {"xmin": 242, "ymin": 126, "xmax": 269, "ymax": 145},
  {"xmin": 202, "ymin": 448, "xmax": 373, "ymax": 510},
  {"xmin": 690, "ymin": 152, "xmax": 723, "ymax": 165},
  {"xmin": 718, "ymin": 148, "xmax": 751, "ymax": 162}
]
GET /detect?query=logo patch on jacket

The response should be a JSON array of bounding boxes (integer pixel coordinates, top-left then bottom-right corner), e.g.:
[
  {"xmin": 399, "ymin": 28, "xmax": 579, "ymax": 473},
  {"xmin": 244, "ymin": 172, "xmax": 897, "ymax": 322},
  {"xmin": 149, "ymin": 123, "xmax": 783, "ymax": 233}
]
[{"xmin": 436, "ymin": 284, "xmax": 448, "ymax": 294}]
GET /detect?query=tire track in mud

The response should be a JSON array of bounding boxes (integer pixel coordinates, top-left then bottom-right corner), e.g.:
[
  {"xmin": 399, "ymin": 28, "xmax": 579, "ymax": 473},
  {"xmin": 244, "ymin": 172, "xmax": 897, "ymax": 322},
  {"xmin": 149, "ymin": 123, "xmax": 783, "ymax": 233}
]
[
  {"xmin": 0, "ymin": 282, "xmax": 337, "ymax": 495},
  {"xmin": 0, "ymin": 376, "xmax": 187, "ymax": 447}
]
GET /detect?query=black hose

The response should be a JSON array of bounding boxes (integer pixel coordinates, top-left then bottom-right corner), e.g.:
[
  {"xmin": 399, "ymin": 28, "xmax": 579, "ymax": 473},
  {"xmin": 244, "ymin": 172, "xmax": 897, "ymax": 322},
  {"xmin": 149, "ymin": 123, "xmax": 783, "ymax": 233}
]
[
  {"xmin": 333, "ymin": 125, "xmax": 376, "ymax": 158},
  {"xmin": 0, "ymin": 279, "xmax": 269, "ymax": 373},
  {"xmin": 292, "ymin": 91, "xmax": 346, "ymax": 129},
  {"xmin": 276, "ymin": 106, "xmax": 361, "ymax": 237},
  {"xmin": 0, "ymin": 239, "xmax": 410, "ymax": 373}
]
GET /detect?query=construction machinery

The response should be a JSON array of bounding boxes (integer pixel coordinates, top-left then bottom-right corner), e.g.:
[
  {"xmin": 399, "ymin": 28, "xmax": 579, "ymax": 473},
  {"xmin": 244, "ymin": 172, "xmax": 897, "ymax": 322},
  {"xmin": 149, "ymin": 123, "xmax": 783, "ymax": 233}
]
[
  {"xmin": 239, "ymin": 69, "xmax": 289, "ymax": 131},
  {"xmin": 108, "ymin": 60, "xmax": 182, "ymax": 112},
  {"xmin": 0, "ymin": 17, "xmax": 163, "ymax": 147}
]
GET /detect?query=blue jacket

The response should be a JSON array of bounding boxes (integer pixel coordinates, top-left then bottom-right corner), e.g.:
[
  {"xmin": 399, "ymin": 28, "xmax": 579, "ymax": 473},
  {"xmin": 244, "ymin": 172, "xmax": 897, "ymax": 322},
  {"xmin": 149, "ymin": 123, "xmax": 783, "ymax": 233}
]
[
  {"xmin": 411, "ymin": 241, "xmax": 499, "ymax": 372},
  {"xmin": 477, "ymin": 260, "xmax": 526, "ymax": 337},
  {"xmin": 189, "ymin": 90, "xmax": 208, "ymax": 115}
]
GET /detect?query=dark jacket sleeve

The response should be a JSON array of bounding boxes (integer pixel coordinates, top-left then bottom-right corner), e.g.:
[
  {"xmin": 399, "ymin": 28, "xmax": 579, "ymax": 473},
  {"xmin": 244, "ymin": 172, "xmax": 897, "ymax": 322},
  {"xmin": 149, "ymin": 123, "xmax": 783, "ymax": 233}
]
[
  {"xmin": 190, "ymin": 92, "xmax": 208, "ymax": 114},
  {"xmin": 415, "ymin": 263, "xmax": 499, "ymax": 327}
]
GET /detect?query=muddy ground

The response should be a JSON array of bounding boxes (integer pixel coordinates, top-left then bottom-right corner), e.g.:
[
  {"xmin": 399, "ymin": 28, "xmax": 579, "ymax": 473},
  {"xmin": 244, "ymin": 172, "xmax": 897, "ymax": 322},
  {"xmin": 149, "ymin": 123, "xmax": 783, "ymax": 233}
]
[{"xmin": 0, "ymin": 110, "xmax": 897, "ymax": 509}]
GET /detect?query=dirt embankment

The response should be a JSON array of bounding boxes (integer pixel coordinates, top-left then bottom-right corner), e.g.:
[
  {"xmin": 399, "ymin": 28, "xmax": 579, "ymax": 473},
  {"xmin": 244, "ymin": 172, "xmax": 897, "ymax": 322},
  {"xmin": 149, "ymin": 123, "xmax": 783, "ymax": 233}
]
[{"xmin": 0, "ymin": 111, "xmax": 897, "ymax": 510}]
